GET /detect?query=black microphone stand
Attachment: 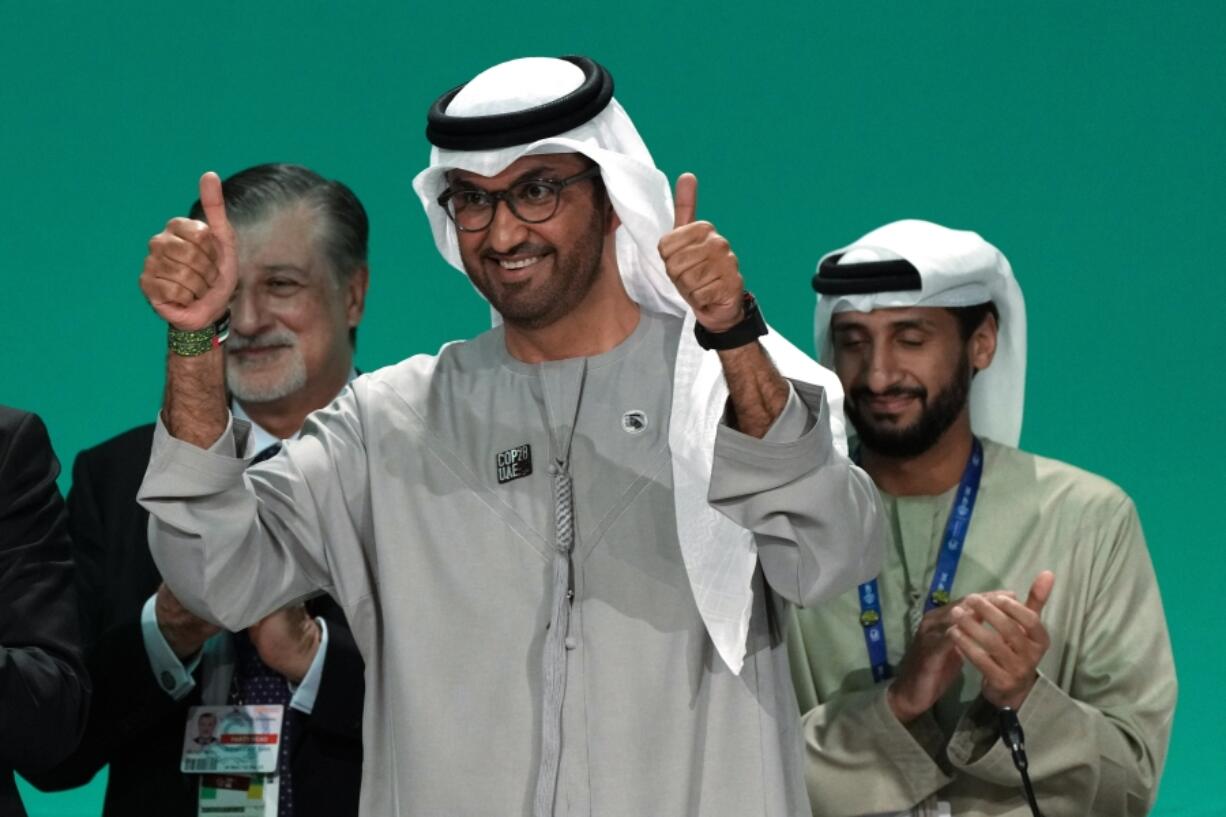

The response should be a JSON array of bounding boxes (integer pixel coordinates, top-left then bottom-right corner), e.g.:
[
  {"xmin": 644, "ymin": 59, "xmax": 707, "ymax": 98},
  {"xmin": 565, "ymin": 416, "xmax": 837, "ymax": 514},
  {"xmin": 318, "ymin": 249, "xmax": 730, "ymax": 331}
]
[{"xmin": 998, "ymin": 707, "xmax": 1043, "ymax": 817}]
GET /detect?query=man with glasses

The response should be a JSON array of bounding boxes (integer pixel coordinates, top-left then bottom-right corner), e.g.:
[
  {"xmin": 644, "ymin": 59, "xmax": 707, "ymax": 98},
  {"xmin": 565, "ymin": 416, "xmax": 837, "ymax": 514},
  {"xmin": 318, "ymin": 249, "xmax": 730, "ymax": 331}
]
[
  {"xmin": 135, "ymin": 57, "xmax": 883, "ymax": 816},
  {"xmin": 439, "ymin": 164, "xmax": 602, "ymax": 231}
]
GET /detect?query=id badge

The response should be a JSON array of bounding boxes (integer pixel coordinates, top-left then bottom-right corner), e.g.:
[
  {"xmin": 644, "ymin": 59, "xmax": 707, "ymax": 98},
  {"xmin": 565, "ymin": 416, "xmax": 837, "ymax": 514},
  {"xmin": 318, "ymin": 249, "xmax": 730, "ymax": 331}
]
[
  {"xmin": 197, "ymin": 773, "xmax": 279, "ymax": 817},
  {"xmin": 181, "ymin": 704, "xmax": 285, "ymax": 775}
]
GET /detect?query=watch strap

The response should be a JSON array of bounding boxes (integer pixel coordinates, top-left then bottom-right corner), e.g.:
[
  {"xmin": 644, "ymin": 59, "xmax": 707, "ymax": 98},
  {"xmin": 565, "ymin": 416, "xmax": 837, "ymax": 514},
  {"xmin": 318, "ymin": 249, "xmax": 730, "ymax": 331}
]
[{"xmin": 693, "ymin": 292, "xmax": 767, "ymax": 351}]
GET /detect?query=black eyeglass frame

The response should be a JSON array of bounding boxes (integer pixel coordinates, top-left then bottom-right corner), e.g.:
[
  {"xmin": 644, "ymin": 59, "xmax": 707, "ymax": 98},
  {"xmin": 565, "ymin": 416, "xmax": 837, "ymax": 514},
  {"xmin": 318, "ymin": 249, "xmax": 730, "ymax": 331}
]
[{"xmin": 437, "ymin": 165, "xmax": 602, "ymax": 232}]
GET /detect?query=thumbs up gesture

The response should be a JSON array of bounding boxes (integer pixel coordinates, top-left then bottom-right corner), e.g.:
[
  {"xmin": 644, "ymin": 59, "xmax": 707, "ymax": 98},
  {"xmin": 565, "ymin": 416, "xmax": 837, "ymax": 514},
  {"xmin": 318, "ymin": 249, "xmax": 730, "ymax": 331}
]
[
  {"xmin": 657, "ymin": 173, "xmax": 746, "ymax": 333},
  {"xmin": 139, "ymin": 172, "xmax": 239, "ymax": 331}
]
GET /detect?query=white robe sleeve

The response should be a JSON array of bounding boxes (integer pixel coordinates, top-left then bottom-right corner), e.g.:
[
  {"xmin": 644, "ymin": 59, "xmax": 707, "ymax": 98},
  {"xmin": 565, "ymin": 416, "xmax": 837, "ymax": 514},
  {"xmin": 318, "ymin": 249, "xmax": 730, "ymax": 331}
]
[
  {"xmin": 138, "ymin": 388, "xmax": 371, "ymax": 630},
  {"xmin": 707, "ymin": 379, "xmax": 884, "ymax": 607}
]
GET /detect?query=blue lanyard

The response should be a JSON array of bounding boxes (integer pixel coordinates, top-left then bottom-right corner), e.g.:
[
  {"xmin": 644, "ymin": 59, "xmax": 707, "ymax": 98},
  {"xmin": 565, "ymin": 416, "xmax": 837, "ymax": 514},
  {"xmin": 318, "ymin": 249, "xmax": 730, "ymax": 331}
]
[{"xmin": 856, "ymin": 438, "xmax": 984, "ymax": 683}]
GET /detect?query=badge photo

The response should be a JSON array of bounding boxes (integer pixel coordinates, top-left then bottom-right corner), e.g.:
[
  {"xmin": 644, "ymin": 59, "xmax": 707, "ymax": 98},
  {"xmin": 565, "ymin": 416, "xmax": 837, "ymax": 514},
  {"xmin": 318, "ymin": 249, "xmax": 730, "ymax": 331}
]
[{"xmin": 181, "ymin": 704, "xmax": 285, "ymax": 775}]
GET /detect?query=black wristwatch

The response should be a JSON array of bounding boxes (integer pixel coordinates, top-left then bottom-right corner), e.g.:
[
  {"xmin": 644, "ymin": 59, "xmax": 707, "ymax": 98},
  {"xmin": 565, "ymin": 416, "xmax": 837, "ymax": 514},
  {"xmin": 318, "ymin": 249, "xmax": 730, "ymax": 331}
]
[{"xmin": 693, "ymin": 292, "xmax": 768, "ymax": 351}]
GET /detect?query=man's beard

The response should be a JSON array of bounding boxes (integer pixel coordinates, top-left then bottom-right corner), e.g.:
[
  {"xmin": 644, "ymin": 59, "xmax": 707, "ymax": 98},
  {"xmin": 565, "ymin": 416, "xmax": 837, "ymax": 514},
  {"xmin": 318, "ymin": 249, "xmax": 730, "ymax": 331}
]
[
  {"xmin": 225, "ymin": 329, "xmax": 308, "ymax": 403},
  {"xmin": 465, "ymin": 207, "xmax": 606, "ymax": 330},
  {"xmin": 847, "ymin": 352, "xmax": 972, "ymax": 459}
]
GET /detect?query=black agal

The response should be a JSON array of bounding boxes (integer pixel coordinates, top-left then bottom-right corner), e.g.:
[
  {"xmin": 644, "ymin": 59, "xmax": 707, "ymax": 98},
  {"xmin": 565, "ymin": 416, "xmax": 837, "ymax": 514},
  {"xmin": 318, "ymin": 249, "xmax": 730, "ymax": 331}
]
[
  {"xmin": 426, "ymin": 56, "xmax": 615, "ymax": 151},
  {"xmin": 811, "ymin": 253, "xmax": 923, "ymax": 295}
]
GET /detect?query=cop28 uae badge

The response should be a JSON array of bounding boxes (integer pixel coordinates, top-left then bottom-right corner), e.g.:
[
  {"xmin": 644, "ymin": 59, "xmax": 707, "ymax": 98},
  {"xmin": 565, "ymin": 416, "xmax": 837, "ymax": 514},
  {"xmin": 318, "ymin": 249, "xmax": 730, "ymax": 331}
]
[{"xmin": 496, "ymin": 444, "xmax": 533, "ymax": 484}]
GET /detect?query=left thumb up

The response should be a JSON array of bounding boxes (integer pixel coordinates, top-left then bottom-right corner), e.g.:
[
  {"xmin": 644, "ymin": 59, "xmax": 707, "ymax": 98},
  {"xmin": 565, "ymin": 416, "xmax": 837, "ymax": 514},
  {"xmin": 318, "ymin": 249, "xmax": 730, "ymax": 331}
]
[{"xmin": 673, "ymin": 172, "xmax": 697, "ymax": 228}]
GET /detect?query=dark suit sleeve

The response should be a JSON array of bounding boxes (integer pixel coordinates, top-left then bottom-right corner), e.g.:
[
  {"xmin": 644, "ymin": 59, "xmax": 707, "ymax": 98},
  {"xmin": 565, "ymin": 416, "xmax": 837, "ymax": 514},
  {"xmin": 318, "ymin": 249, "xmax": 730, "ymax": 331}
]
[
  {"xmin": 290, "ymin": 599, "xmax": 363, "ymax": 817},
  {"xmin": 0, "ymin": 411, "xmax": 90, "ymax": 774},
  {"xmin": 64, "ymin": 440, "xmax": 107, "ymax": 652},
  {"xmin": 27, "ymin": 435, "xmax": 194, "ymax": 792},
  {"xmin": 28, "ymin": 605, "xmax": 191, "ymax": 790},
  {"xmin": 303, "ymin": 604, "xmax": 364, "ymax": 742}
]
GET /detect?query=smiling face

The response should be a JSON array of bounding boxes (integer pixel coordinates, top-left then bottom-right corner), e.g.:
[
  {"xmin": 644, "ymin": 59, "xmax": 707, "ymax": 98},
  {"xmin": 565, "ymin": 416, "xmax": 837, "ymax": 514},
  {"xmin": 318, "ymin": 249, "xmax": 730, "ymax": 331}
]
[
  {"xmin": 831, "ymin": 306, "xmax": 996, "ymax": 458},
  {"xmin": 447, "ymin": 153, "xmax": 614, "ymax": 330},
  {"xmin": 224, "ymin": 203, "xmax": 363, "ymax": 405}
]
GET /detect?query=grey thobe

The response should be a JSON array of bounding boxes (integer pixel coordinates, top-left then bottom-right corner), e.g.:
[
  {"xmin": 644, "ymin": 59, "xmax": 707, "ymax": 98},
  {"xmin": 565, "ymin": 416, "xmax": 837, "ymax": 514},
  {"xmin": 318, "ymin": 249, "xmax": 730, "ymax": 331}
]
[{"xmin": 139, "ymin": 310, "xmax": 882, "ymax": 817}]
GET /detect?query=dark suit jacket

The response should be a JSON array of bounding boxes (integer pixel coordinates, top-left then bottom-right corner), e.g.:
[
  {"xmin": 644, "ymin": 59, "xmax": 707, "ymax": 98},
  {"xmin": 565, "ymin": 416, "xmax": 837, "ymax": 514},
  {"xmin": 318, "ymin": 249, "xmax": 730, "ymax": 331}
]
[
  {"xmin": 27, "ymin": 423, "xmax": 364, "ymax": 817},
  {"xmin": 0, "ymin": 407, "xmax": 90, "ymax": 817}
]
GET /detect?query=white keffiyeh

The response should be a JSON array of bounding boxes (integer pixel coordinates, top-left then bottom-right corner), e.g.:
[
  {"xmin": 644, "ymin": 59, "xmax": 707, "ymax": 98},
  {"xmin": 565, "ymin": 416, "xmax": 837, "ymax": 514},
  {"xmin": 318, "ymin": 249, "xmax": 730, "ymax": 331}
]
[
  {"xmin": 412, "ymin": 56, "xmax": 846, "ymax": 673},
  {"xmin": 815, "ymin": 219, "xmax": 1027, "ymax": 447}
]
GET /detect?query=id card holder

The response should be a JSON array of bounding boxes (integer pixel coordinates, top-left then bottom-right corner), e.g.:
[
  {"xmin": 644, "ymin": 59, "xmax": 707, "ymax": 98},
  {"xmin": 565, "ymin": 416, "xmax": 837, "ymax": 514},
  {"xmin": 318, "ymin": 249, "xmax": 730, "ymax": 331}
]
[
  {"xmin": 181, "ymin": 704, "xmax": 285, "ymax": 775},
  {"xmin": 183, "ymin": 705, "xmax": 285, "ymax": 817},
  {"xmin": 197, "ymin": 773, "xmax": 280, "ymax": 817}
]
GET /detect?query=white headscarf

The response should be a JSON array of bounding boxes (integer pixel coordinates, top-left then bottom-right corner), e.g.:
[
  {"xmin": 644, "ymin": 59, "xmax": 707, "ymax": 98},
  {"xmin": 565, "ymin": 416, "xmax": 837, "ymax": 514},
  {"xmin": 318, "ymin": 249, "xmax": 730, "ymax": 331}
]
[
  {"xmin": 814, "ymin": 219, "xmax": 1027, "ymax": 447},
  {"xmin": 412, "ymin": 57, "xmax": 846, "ymax": 674}
]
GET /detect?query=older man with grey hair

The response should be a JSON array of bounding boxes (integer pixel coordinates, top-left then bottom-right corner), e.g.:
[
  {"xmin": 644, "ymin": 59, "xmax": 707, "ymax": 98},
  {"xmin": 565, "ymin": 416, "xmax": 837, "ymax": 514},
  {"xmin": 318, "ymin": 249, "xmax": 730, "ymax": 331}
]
[{"xmin": 30, "ymin": 164, "xmax": 369, "ymax": 817}]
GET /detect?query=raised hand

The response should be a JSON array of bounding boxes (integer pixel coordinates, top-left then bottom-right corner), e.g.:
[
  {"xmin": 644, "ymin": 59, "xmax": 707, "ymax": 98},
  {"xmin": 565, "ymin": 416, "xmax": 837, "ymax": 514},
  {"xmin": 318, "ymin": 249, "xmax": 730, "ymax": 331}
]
[
  {"xmin": 247, "ymin": 604, "xmax": 322, "ymax": 684},
  {"xmin": 657, "ymin": 173, "xmax": 745, "ymax": 333},
  {"xmin": 949, "ymin": 571, "xmax": 1056, "ymax": 710},
  {"xmin": 139, "ymin": 171, "xmax": 238, "ymax": 331}
]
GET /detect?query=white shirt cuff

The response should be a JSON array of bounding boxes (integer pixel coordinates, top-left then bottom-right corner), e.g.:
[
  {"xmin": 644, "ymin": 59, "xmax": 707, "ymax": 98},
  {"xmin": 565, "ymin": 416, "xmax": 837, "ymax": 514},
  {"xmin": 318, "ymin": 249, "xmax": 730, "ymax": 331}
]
[
  {"xmin": 140, "ymin": 593, "xmax": 203, "ymax": 701},
  {"xmin": 288, "ymin": 617, "xmax": 329, "ymax": 715}
]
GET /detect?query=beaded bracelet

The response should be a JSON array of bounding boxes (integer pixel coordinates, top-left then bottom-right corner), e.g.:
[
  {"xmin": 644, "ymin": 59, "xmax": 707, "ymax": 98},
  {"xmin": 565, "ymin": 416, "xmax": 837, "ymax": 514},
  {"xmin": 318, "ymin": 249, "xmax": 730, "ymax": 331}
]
[{"xmin": 168, "ymin": 310, "xmax": 231, "ymax": 357}]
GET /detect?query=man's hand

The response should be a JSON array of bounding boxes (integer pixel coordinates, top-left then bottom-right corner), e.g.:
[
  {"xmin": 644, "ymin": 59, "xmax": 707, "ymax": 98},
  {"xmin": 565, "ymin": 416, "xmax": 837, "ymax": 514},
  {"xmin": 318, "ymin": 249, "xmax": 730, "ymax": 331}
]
[
  {"xmin": 949, "ymin": 571, "xmax": 1056, "ymax": 710},
  {"xmin": 155, "ymin": 582, "xmax": 222, "ymax": 660},
  {"xmin": 887, "ymin": 590, "xmax": 1018, "ymax": 723},
  {"xmin": 886, "ymin": 602, "xmax": 964, "ymax": 724},
  {"xmin": 658, "ymin": 173, "xmax": 745, "ymax": 333},
  {"xmin": 658, "ymin": 172, "xmax": 787, "ymax": 437},
  {"xmin": 247, "ymin": 605, "xmax": 322, "ymax": 685},
  {"xmin": 140, "ymin": 171, "xmax": 238, "ymax": 331}
]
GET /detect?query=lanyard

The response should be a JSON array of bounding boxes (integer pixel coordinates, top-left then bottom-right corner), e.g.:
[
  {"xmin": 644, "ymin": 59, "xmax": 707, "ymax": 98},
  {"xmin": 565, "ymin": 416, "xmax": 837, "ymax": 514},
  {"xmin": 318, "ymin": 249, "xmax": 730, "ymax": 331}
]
[{"xmin": 857, "ymin": 437, "xmax": 984, "ymax": 683}]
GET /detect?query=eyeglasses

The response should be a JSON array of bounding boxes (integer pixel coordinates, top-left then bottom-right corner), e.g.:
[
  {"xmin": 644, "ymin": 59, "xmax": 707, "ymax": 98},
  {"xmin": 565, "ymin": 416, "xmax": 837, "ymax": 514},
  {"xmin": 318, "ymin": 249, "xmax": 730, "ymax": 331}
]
[{"xmin": 437, "ymin": 165, "xmax": 602, "ymax": 232}]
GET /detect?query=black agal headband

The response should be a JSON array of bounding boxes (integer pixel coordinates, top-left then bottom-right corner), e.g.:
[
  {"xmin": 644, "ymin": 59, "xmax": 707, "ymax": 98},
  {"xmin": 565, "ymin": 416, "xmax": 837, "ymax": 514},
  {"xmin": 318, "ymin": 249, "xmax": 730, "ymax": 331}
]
[
  {"xmin": 811, "ymin": 253, "xmax": 923, "ymax": 295},
  {"xmin": 426, "ymin": 56, "xmax": 615, "ymax": 151}
]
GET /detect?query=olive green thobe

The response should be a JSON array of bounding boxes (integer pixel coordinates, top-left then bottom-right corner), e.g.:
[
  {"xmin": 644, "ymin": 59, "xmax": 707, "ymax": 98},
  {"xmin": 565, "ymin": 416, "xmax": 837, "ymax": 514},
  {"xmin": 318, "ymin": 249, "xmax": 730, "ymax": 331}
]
[{"xmin": 788, "ymin": 439, "xmax": 1176, "ymax": 817}]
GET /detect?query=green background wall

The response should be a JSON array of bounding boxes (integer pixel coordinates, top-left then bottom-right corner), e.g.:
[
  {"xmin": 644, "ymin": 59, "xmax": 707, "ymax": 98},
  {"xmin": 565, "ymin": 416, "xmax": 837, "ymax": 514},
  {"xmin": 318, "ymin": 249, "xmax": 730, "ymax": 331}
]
[{"xmin": 2, "ymin": 2, "xmax": 1220, "ymax": 814}]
